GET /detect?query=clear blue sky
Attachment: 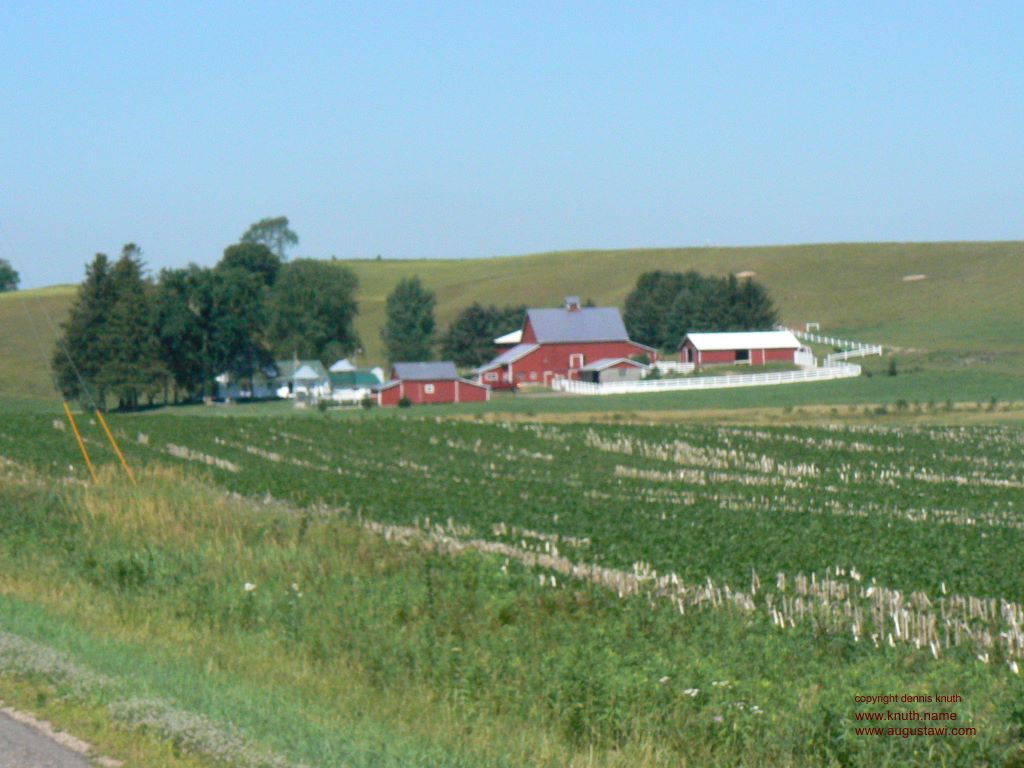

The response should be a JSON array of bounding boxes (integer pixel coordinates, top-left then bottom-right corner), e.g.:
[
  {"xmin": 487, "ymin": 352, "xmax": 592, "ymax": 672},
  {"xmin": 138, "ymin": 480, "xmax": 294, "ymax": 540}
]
[{"xmin": 2, "ymin": 1, "xmax": 1022, "ymax": 288}]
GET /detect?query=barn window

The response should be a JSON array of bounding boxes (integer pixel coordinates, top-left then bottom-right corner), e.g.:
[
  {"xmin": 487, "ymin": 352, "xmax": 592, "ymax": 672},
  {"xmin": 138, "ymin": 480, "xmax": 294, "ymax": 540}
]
[
  {"xmin": 569, "ymin": 353, "xmax": 584, "ymax": 369},
  {"xmin": 736, "ymin": 350, "xmax": 750, "ymax": 363},
  {"xmin": 424, "ymin": 383, "xmax": 435, "ymax": 394},
  {"xmin": 484, "ymin": 372, "xmax": 497, "ymax": 381},
  {"xmin": 530, "ymin": 371, "xmax": 538, "ymax": 380}
]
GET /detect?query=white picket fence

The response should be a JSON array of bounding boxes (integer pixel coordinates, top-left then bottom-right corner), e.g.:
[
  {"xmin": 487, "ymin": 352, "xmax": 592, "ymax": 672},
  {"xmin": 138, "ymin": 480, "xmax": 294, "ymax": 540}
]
[
  {"xmin": 551, "ymin": 363, "xmax": 862, "ymax": 396},
  {"xmin": 824, "ymin": 346, "xmax": 883, "ymax": 363},
  {"xmin": 786, "ymin": 328, "xmax": 883, "ymax": 366},
  {"xmin": 654, "ymin": 361, "xmax": 696, "ymax": 375}
]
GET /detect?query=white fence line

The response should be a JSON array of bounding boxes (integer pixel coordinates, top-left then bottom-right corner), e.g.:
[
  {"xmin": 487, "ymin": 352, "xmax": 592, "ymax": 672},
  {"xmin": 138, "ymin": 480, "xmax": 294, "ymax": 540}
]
[
  {"xmin": 783, "ymin": 327, "xmax": 884, "ymax": 367},
  {"xmin": 788, "ymin": 329, "xmax": 882, "ymax": 352},
  {"xmin": 825, "ymin": 346, "xmax": 883, "ymax": 364},
  {"xmin": 654, "ymin": 361, "xmax": 696, "ymax": 374},
  {"xmin": 551, "ymin": 363, "xmax": 862, "ymax": 396}
]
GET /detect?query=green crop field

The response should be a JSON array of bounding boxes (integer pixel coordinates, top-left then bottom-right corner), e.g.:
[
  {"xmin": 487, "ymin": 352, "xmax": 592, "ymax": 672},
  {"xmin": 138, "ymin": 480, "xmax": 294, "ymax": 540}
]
[
  {"xmin": 4, "ymin": 241, "xmax": 1024, "ymax": 408},
  {"xmin": 1, "ymin": 411, "xmax": 1023, "ymax": 765}
]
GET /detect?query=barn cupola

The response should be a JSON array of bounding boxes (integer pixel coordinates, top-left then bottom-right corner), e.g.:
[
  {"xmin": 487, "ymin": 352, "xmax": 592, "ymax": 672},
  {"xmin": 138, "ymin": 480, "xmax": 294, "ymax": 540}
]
[{"xmin": 564, "ymin": 295, "xmax": 581, "ymax": 312}]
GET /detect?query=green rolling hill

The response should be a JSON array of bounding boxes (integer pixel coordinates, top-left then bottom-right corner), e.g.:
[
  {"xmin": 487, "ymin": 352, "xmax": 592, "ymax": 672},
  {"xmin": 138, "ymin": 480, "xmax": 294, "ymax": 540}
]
[{"xmin": 4, "ymin": 241, "xmax": 1023, "ymax": 404}]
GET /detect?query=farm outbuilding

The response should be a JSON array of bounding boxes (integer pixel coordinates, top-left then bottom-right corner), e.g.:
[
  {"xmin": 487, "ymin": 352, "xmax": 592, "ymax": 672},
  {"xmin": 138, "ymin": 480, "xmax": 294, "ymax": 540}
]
[
  {"xmin": 476, "ymin": 296, "xmax": 656, "ymax": 388},
  {"xmin": 679, "ymin": 331, "xmax": 803, "ymax": 367},
  {"xmin": 376, "ymin": 361, "xmax": 490, "ymax": 406},
  {"xmin": 578, "ymin": 357, "xmax": 649, "ymax": 383}
]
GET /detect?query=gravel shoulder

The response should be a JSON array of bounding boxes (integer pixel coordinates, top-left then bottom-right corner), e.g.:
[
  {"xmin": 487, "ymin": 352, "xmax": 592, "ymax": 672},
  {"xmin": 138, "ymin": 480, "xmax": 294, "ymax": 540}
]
[{"xmin": 0, "ymin": 706, "xmax": 104, "ymax": 768}]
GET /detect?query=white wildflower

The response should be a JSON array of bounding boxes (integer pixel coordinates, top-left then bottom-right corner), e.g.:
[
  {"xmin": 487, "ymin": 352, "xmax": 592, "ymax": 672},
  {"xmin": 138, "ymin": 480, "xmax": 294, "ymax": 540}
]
[{"xmin": 243, "ymin": 582, "xmax": 256, "ymax": 592}]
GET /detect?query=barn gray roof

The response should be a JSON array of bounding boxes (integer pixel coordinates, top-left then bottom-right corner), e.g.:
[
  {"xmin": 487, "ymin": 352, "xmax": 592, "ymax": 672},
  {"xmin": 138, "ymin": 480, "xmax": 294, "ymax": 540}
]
[
  {"xmin": 526, "ymin": 307, "xmax": 630, "ymax": 343},
  {"xmin": 475, "ymin": 343, "xmax": 540, "ymax": 372},
  {"xmin": 392, "ymin": 361, "xmax": 459, "ymax": 381},
  {"xmin": 579, "ymin": 357, "xmax": 648, "ymax": 372}
]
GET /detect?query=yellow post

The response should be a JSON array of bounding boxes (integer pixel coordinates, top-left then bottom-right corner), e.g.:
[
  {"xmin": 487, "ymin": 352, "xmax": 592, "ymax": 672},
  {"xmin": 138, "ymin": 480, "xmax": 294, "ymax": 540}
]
[
  {"xmin": 95, "ymin": 410, "xmax": 138, "ymax": 487},
  {"xmin": 62, "ymin": 401, "xmax": 98, "ymax": 483}
]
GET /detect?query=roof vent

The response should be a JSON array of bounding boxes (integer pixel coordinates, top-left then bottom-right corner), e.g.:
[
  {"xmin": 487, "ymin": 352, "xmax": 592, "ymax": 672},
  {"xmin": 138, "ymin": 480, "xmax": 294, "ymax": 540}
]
[{"xmin": 564, "ymin": 295, "xmax": 581, "ymax": 312}]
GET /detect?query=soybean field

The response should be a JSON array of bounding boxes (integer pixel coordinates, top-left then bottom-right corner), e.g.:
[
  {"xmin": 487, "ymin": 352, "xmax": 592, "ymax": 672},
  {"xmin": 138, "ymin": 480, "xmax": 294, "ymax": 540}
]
[
  {"xmin": 3, "ymin": 412, "xmax": 1024, "ymax": 766},
  {"xmin": 6, "ymin": 414, "xmax": 1024, "ymax": 665}
]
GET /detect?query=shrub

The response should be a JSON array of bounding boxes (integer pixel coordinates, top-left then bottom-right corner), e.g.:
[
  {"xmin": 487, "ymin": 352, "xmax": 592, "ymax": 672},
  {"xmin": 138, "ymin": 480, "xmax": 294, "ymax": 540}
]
[
  {"xmin": 360, "ymin": 396, "xmax": 374, "ymax": 409},
  {"xmin": 887, "ymin": 358, "xmax": 898, "ymax": 376},
  {"xmin": 398, "ymin": 396, "xmax": 412, "ymax": 408}
]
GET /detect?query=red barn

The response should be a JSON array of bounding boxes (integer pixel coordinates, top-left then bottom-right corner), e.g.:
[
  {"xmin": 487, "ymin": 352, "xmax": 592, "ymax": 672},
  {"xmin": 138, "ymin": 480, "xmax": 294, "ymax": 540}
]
[
  {"xmin": 376, "ymin": 362, "xmax": 490, "ymax": 406},
  {"xmin": 680, "ymin": 331, "xmax": 802, "ymax": 367},
  {"xmin": 476, "ymin": 297, "xmax": 657, "ymax": 387}
]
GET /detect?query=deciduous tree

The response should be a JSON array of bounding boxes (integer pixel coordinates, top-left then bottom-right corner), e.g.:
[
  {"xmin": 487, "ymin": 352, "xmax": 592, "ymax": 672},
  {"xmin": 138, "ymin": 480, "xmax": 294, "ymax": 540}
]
[
  {"xmin": 0, "ymin": 258, "xmax": 18, "ymax": 292},
  {"xmin": 268, "ymin": 259, "xmax": 360, "ymax": 361},
  {"xmin": 240, "ymin": 216, "xmax": 298, "ymax": 260}
]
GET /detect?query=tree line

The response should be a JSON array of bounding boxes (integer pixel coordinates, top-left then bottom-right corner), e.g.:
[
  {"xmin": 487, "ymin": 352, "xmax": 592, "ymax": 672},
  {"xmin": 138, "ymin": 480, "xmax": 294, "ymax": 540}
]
[
  {"xmin": 53, "ymin": 231, "xmax": 781, "ymax": 409},
  {"xmin": 623, "ymin": 270, "xmax": 779, "ymax": 351},
  {"xmin": 53, "ymin": 218, "xmax": 360, "ymax": 409}
]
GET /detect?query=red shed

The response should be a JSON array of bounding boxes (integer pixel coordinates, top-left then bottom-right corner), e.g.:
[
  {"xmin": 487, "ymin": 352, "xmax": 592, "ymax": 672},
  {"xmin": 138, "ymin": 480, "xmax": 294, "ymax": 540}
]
[
  {"xmin": 476, "ymin": 297, "xmax": 656, "ymax": 387},
  {"xmin": 376, "ymin": 361, "xmax": 490, "ymax": 406},
  {"xmin": 680, "ymin": 331, "xmax": 802, "ymax": 367}
]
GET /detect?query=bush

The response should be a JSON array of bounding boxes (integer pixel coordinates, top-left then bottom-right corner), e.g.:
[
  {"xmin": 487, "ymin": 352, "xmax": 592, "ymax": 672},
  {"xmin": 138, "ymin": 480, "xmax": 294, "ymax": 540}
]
[
  {"xmin": 887, "ymin": 358, "xmax": 898, "ymax": 377},
  {"xmin": 316, "ymin": 399, "xmax": 330, "ymax": 412},
  {"xmin": 398, "ymin": 396, "xmax": 412, "ymax": 408},
  {"xmin": 360, "ymin": 396, "xmax": 374, "ymax": 409}
]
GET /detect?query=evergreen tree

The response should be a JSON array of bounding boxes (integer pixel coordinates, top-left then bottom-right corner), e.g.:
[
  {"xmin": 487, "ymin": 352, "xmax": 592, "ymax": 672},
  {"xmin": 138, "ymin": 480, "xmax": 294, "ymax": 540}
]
[
  {"xmin": 268, "ymin": 259, "xmax": 360, "ymax": 361},
  {"xmin": 97, "ymin": 245, "xmax": 167, "ymax": 409},
  {"xmin": 625, "ymin": 270, "xmax": 780, "ymax": 350},
  {"xmin": 381, "ymin": 277, "xmax": 436, "ymax": 363},
  {"xmin": 734, "ymin": 276, "xmax": 779, "ymax": 329},
  {"xmin": 441, "ymin": 303, "xmax": 526, "ymax": 367},
  {"xmin": 52, "ymin": 253, "xmax": 116, "ymax": 406}
]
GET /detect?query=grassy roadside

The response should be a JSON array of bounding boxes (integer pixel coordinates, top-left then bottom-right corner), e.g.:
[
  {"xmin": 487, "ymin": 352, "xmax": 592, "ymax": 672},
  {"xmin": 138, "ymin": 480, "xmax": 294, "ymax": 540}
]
[
  {"xmin": 0, "ymin": 673, "xmax": 218, "ymax": 768},
  {"xmin": 0, "ymin": 463, "xmax": 1022, "ymax": 766}
]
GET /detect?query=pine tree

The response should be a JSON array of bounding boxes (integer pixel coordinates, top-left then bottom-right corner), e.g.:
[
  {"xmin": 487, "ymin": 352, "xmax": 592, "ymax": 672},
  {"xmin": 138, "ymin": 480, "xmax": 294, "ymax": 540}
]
[
  {"xmin": 441, "ymin": 303, "xmax": 526, "ymax": 367},
  {"xmin": 52, "ymin": 253, "xmax": 116, "ymax": 406},
  {"xmin": 381, "ymin": 277, "xmax": 436, "ymax": 363},
  {"xmin": 97, "ymin": 245, "xmax": 168, "ymax": 409}
]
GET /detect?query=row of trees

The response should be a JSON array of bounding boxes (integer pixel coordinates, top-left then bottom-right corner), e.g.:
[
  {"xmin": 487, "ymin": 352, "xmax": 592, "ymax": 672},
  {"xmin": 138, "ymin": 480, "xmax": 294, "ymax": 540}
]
[
  {"xmin": 380, "ymin": 276, "xmax": 525, "ymax": 367},
  {"xmin": 623, "ymin": 270, "xmax": 779, "ymax": 351},
  {"xmin": 53, "ymin": 219, "xmax": 361, "ymax": 409}
]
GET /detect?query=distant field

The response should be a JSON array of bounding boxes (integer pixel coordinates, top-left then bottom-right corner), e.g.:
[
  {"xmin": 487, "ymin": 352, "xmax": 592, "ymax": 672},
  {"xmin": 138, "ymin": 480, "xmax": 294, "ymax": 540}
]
[
  {"xmin": 3, "ymin": 241, "xmax": 1023, "ymax": 405},
  {"xmin": 0, "ymin": 284, "xmax": 74, "ymax": 401}
]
